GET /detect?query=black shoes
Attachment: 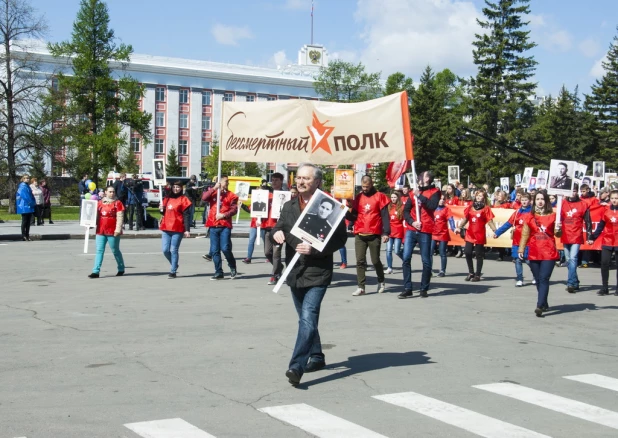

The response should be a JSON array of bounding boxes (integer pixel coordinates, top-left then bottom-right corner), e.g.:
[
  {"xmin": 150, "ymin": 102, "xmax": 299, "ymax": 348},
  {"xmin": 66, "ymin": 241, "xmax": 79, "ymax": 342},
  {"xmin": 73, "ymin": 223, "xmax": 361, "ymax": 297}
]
[
  {"xmin": 211, "ymin": 274, "xmax": 224, "ymax": 280},
  {"xmin": 305, "ymin": 360, "xmax": 326, "ymax": 373},
  {"xmin": 566, "ymin": 286, "xmax": 578, "ymax": 293},
  {"xmin": 202, "ymin": 254, "xmax": 213, "ymax": 261},
  {"xmin": 419, "ymin": 290, "xmax": 428, "ymax": 298},
  {"xmin": 398, "ymin": 290, "xmax": 413, "ymax": 299},
  {"xmin": 242, "ymin": 258, "xmax": 251, "ymax": 264},
  {"xmin": 230, "ymin": 268, "xmax": 238, "ymax": 279},
  {"xmin": 116, "ymin": 271, "xmax": 124, "ymax": 276},
  {"xmin": 598, "ymin": 288, "xmax": 609, "ymax": 296},
  {"xmin": 49, "ymin": 221, "xmax": 54, "ymax": 224},
  {"xmin": 88, "ymin": 273, "xmax": 99, "ymax": 279},
  {"xmin": 535, "ymin": 307, "xmax": 543, "ymax": 317},
  {"xmin": 470, "ymin": 275, "xmax": 481, "ymax": 282},
  {"xmin": 465, "ymin": 274, "xmax": 474, "ymax": 281},
  {"xmin": 437, "ymin": 271, "xmax": 445, "ymax": 277},
  {"xmin": 168, "ymin": 273, "xmax": 177, "ymax": 279},
  {"xmin": 285, "ymin": 369, "xmax": 301, "ymax": 386}
]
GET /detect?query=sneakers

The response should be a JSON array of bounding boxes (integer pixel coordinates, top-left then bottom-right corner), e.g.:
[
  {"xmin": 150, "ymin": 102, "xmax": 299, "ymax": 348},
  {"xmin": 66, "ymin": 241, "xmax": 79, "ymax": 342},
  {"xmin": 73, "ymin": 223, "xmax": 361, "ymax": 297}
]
[
  {"xmin": 202, "ymin": 254, "xmax": 213, "ymax": 262},
  {"xmin": 377, "ymin": 282, "xmax": 386, "ymax": 294},
  {"xmin": 515, "ymin": 280, "xmax": 523, "ymax": 287},
  {"xmin": 168, "ymin": 273, "xmax": 176, "ymax": 279},
  {"xmin": 88, "ymin": 273, "xmax": 99, "ymax": 279},
  {"xmin": 339, "ymin": 263, "xmax": 347, "ymax": 269},
  {"xmin": 230, "ymin": 269, "xmax": 238, "ymax": 279},
  {"xmin": 385, "ymin": 267, "xmax": 393, "ymax": 274},
  {"xmin": 267, "ymin": 276, "xmax": 277, "ymax": 285},
  {"xmin": 211, "ymin": 274, "xmax": 224, "ymax": 280},
  {"xmin": 465, "ymin": 273, "xmax": 474, "ymax": 281},
  {"xmin": 597, "ymin": 288, "xmax": 609, "ymax": 296},
  {"xmin": 352, "ymin": 288, "xmax": 366, "ymax": 296},
  {"xmin": 470, "ymin": 275, "xmax": 481, "ymax": 282},
  {"xmin": 437, "ymin": 271, "xmax": 445, "ymax": 277},
  {"xmin": 116, "ymin": 271, "xmax": 124, "ymax": 276},
  {"xmin": 579, "ymin": 263, "xmax": 589, "ymax": 268},
  {"xmin": 242, "ymin": 258, "xmax": 251, "ymax": 264},
  {"xmin": 398, "ymin": 290, "xmax": 413, "ymax": 299},
  {"xmin": 566, "ymin": 285, "xmax": 578, "ymax": 293},
  {"xmin": 532, "ymin": 279, "xmax": 537, "ymax": 285},
  {"xmin": 535, "ymin": 307, "xmax": 543, "ymax": 317}
]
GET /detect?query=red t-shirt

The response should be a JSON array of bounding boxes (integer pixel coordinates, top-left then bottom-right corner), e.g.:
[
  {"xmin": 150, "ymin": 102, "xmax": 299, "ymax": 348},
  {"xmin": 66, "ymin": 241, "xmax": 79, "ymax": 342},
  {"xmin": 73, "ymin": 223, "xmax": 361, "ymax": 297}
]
[
  {"xmin": 560, "ymin": 199, "xmax": 588, "ymax": 244},
  {"xmin": 204, "ymin": 188, "xmax": 239, "ymax": 229},
  {"xmin": 525, "ymin": 213, "xmax": 559, "ymax": 261},
  {"xmin": 600, "ymin": 207, "xmax": 618, "ymax": 248},
  {"xmin": 96, "ymin": 200, "xmax": 124, "ymax": 236},
  {"xmin": 459, "ymin": 199, "xmax": 472, "ymax": 207},
  {"xmin": 353, "ymin": 191, "xmax": 390, "ymax": 235},
  {"xmin": 506, "ymin": 209, "xmax": 532, "ymax": 246},
  {"xmin": 444, "ymin": 196, "xmax": 459, "ymax": 206},
  {"xmin": 432, "ymin": 206, "xmax": 452, "ymax": 242},
  {"xmin": 160, "ymin": 196, "xmax": 192, "ymax": 233},
  {"xmin": 389, "ymin": 204, "xmax": 404, "ymax": 239},
  {"xmin": 463, "ymin": 205, "xmax": 494, "ymax": 245}
]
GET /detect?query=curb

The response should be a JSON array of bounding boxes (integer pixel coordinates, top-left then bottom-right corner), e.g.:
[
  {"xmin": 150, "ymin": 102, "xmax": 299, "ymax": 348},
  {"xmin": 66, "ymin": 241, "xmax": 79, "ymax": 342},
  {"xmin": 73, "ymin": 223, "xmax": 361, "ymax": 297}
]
[{"xmin": 0, "ymin": 232, "xmax": 251, "ymax": 241}]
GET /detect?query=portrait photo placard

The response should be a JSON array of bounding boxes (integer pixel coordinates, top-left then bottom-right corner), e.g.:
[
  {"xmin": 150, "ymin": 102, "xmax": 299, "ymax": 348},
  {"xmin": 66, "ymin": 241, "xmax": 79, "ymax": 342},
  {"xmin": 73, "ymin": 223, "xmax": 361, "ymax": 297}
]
[
  {"xmin": 528, "ymin": 177, "xmax": 537, "ymax": 191},
  {"xmin": 235, "ymin": 181, "xmax": 250, "ymax": 201},
  {"xmin": 593, "ymin": 161, "xmax": 605, "ymax": 180},
  {"xmin": 332, "ymin": 169, "xmax": 355, "ymax": 199},
  {"xmin": 271, "ymin": 190, "xmax": 291, "ymax": 219},
  {"xmin": 447, "ymin": 165, "xmax": 459, "ymax": 184},
  {"xmin": 521, "ymin": 167, "xmax": 534, "ymax": 188},
  {"xmin": 573, "ymin": 163, "xmax": 588, "ymax": 187},
  {"xmin": 536, "ymin": 170, "xmax": 549, "ymax": 190},
  {"xmin": 290, "ymin": 189, "xmax": 347, "ymax": 252},
  {"xmin": 548, "ymin": 159, "xmax": 575, "ymax": 196},
  {"xmin": 250, "ymin": 189, "xmax": 270, "ymax": 219},
  {"xmin": 500, "ymin": 177, "xmax": 509, "ymax": 193},
  {"xmin": 405, "ymin": 172, "xmax": 416, "ymax": 188},
  {"xmin": 153, "ymin": 159, "xmax": 166, "ymax": 187},
  {"xmin": 434, "ymin": 178, "xmax": 442, "ymax": 190},
  {"xmin": 606, "ymin": 173, "xmax": 618, "ymax": 190},
  {"xmin": 80, "ymin": 199, "xmax": 98, "ymax": 228},
  {"xmin": 515, "ymin": 173, "xmax": 522, "ymax": 186}
]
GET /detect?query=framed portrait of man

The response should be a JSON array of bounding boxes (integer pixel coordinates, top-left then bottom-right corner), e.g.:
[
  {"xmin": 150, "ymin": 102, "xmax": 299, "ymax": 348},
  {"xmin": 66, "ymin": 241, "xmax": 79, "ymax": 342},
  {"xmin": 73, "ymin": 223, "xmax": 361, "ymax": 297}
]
[
  {"xmin": 500, "ymin": 177, "xmax": 509, "ymax": 193},
  {"xmin": 606, "ymin": 173, "xmax": 618, "ymax": 190},
  {"xmin": 536, "ymin": 170, "xmax": 549, "ymax": 190},
  {"xmin": 434, "ymin": 178, "xmax": 442, "ymax": 190},
  {"xmin": 515, "ymin": 174, "xmax": 522, "ymax": 186},
  {"xmin": 153, "ymin": 159, "xmax": 166, "ymax": 187},
  {"xmin": 573, "ymin": 163, "xmax": 588, "ymax": 186},
  {"xmin": 447, "ymin": 165, "xmax": 459, "ymax": 184},
  {"xmin": 521, "ymin": 167, "xmax": 534, "ymax": 188},
  {"xmin": 235, "ymin": 181, "xmax": 250, "ymax": 201},
  {"xmin": 250, "ymin": 189, "xmax": 270, "ymax": 219},
  {"xmin": 290, "ymin": 189, "xmax": 347, "ymax": 252},
  {"xmin": 528, "ymin": 177, "xmax": 537, "ymax": 191},
  {"xmin": 80, "ymin": 199, "xmax": 98, "ymax": 228},
  {"xmin": 548, "ymin": 159, "xmax": 575, "ymax": 196},
  {"xmin": 271, "ymin": 190, "xmax": 291, "ymax": 219},
  {"xmin": 405, "ymin": 172, "xmax": 416, "ymax": 188},
  {"xmin": 593, "ymin": 161, "xmax": 605, "ymax": 180}
]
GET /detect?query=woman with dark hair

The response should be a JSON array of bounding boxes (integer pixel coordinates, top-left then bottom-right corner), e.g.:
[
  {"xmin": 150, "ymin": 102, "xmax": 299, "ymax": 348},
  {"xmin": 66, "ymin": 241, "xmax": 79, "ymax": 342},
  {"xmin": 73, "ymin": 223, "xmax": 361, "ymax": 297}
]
[
  {"xmin": 518, "ymin": 190, "xmax": 561, "ymax": 317},
  {"xmin": 16, "ymin": 174, "xmax": 35, "ymax": 241},
  {"xmin": 492, "ymin": 190, "xmax": 511, "ymax": 262},
  {"xmin": 159, "ymin": 181, "xmax": 192, "ymax": 278},
  {"xmin": 587, "ymin": 189, "xmax": 618, "ymax": 296},
  {"xmin": 454, "ymin": 188, "xmax": 497, "ymax": 282},
  {"xmin": 431, "ymin": 194, "xmax": 454, "ymax": 277},
  {"xmin": 444, "ymin": 183, "xmax": 459, "ymax": 206},
  {"xmin": 385, "ymin": 191, "xmax": 404, "ymax": 274},
  {"xmin": 89, "ymin": 186, "xmax": 125, "ymax": 278}
]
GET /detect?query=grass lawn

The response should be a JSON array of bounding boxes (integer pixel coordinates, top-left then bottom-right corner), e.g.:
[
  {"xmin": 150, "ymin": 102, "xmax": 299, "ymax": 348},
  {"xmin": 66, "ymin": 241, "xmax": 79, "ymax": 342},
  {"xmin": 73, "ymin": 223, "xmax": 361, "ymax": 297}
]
[{"xmin": 0, "ymin": 206, "xmax": 252, "ymax": 222}]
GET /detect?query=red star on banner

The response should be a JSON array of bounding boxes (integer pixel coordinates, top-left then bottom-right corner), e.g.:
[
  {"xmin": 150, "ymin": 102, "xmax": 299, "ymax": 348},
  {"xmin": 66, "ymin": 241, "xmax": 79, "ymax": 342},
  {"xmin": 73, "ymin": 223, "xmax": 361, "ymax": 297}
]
[{"xmin": 307, "ymin": 112, "xmax": 334, "ymax": 155}]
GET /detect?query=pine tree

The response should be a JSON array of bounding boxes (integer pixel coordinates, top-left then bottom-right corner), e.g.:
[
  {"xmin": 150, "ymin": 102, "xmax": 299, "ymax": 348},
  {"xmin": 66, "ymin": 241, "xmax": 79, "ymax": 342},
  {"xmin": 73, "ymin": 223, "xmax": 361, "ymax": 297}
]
[
  {"xmin": 314, "ymin": 60, "xmax": 382, "ymax": 102},
  {"xmin": 384, "ymin": 72, "xmax": 415, "ymax": 100},
  {"xmin": 465, "ymin": 0, "xmax": 538, "ymax": 185},
  {"xmin": 585, "ymin": 27, "xmax": 618, "ymax": 170},
  {"xmin": 118, "ymin": 144, "xmax": 139, "ymax": 174},
  {"xmin": 165, "ymin": 143, "xmax": 182, "ymax": 177},
  {"xmin": 47, "ymin": 0, "xmax": 151, "ymax": 184}
]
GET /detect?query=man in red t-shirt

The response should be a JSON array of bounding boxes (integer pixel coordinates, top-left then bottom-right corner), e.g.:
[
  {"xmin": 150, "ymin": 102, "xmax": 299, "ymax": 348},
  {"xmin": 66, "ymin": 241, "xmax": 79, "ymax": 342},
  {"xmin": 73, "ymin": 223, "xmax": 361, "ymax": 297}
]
[{"xmin": 345, "ymin": 175, "xmax": 390, "ymax": 296}]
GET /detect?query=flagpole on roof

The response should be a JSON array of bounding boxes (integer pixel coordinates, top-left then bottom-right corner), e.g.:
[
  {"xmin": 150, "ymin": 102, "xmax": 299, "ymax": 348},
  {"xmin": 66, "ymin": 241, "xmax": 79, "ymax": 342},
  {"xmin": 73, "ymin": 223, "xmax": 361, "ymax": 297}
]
[{"xmin": 311, "ymin": 0, "xmax": 314, "ymax": 44}]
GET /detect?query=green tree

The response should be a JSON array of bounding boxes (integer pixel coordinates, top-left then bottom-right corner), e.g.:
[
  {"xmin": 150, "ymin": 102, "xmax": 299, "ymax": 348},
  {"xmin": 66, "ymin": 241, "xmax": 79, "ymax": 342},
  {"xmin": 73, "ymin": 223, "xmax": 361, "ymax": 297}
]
[
  {"xmin": 244, "ymin": 162, "xmax": 264, "ymax": 177},
  {"xmin": 464, "ymin": 0, "xmax": 538, "ymax": 185},
  {"xmin": 585, "ymin": 26, "xmax": 618, "ymax": 169},
  {"xmin": 118, "ymin": 144, "xmax": 139, "ymax": 174},
  {"xmin": 384, "ymin": 72, "xmax": 415, "ymax": 100},
  {"xmin": 165, "ymin": 143, "xmax": 182, "ymax": 177},
  {"xmin": 313, "ymin": 60, "xmax": 382, "ymax": 102},
  {"xmin": 47, "ymin": 0, "xmax": 151, "ymax": 184},
  {"xmin": 28, "ymin": 148, "xmax": 47, "ymax": 180},
  {"xmin": 201, "ymin": 139, "xmax": 243, "ymax": 181}
]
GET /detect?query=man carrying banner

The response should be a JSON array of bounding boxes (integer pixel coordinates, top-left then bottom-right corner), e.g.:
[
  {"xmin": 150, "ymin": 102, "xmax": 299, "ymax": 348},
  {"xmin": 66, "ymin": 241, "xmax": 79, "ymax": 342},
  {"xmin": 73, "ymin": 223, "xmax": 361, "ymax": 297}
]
[
  {"xmin": 345, "ymin": 175, "xmax": 390, "ymax": 296},
  {"xmin": 272, "ymin": 163, "xmax": 347, "ymax": 386},
  {"xmin": 399, "ymin": 171, "xmax": 441, "ymax": 298}
]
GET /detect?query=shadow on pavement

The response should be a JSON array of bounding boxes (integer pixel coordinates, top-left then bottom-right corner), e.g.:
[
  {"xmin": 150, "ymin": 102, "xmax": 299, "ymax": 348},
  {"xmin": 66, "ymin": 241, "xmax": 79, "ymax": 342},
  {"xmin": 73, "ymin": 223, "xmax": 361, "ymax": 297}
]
[{"xmin": 543, "ymin": 303, "xmax": 618, "ymax": 316}]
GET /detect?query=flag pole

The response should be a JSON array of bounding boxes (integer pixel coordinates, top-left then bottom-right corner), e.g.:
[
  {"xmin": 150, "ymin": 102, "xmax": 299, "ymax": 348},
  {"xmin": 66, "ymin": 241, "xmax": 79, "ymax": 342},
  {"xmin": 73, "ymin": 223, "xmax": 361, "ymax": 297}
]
[
  {"xmin": 216, "ymin": 102, "xmax": 224, "ymax": 215},
  {"xmin": 410, "ymin": 159, "xmax": 420, "ymax": 221}
]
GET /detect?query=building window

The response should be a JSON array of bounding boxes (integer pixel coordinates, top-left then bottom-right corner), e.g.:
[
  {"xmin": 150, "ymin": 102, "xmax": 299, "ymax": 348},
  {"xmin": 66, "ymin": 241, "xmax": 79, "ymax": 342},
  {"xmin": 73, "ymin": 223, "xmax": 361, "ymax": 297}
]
[
  {"xmin": 223, "ymin": 92, "xmax": 234, "ymax": 102},
  {"xmin": 179, "ymin": 114, "xmax": 188, "ymax": 129},
  {"xmin": 179, "ymin": 89, "xmax": 189, "ymax": 104},
  {"xmin": 201, "ymin": 141, "xmax": 211, "ymax": 156},
  {"xmin": 246, "ymin": 95, "xmax": 255, "ymax": 102},
  {"xmin": 156, "ymin": 87, "xmax": 165, "ymax": 102},
  {"xmin": 130, "ymin": 137, "xmax": 140, "ymax": 152},
  {"xmin": 155, "ymin": 139, "xmax": 164, "ymax": 154},
  {"xmin": 267, "ymin": 96, "xmax": 277, "ymax": 101},
  {"xmin": 202, "ymin": 91, "xmax": 211, "ymax": 105},
  {"xmin": 51, "ymin": 78, "xmax": 59, "ymax": 91},
  {"xmin": 202, "ymin": 116, "xmax": 211, "ymax": 130},
  {"xmin": 181, "ymin": 167, "xmax": 187, "ymax": 177},
  {"xmin": 178, "ymin": 140, "xmax": 188, "ymax": 155},
  {"xmin": 155, "ymin": 112, "xmax": 165, "ymax": 127}
]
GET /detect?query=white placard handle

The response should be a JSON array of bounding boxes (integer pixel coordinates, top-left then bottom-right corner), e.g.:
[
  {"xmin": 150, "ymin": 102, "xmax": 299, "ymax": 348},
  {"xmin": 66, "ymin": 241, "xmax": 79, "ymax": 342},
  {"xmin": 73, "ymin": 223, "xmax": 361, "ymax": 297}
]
[
  {"xmin": 235, "ymin": 205, "xmax": 241, "ymax": 224},
  {"xmin": 555, "ymin": 195, "xmax": 564, "ymax": 226},
  {"xmin": 256, "ymin": 219, "xmax": 262, "ymax": 246},
  {"xmin": 273, "ymin": 252, "xmax": 301, "ymax": 293},
  {"xmin": 83, "ymin": 226, "xmax": 90, "ymax": 253}
]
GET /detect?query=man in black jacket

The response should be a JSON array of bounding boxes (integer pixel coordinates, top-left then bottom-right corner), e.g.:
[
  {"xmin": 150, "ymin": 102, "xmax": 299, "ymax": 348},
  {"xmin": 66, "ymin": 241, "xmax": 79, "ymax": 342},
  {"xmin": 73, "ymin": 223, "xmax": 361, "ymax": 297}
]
[{"xmin": 272, "ymin": 163, "xmax": 347, "ymax": 387}]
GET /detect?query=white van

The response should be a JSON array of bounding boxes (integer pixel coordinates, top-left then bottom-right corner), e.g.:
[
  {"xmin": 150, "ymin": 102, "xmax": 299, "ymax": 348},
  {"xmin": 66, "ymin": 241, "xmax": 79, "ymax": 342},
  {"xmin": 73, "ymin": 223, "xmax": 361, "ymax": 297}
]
[{"xmin": 105, "ymin": 172, "xmax": 160, "ymax": 207}]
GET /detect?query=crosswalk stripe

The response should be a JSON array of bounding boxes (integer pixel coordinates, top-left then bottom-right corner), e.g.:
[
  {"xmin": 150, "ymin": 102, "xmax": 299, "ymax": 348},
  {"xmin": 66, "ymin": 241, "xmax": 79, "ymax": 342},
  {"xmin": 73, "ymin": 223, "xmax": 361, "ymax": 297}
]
[
  {"xmin": 474, "ymin": 382, "xmax": 618, "ymax": 430},
  {"xmin": 258, "ymin": 403, "xmax": 388, "ymax": 437},
  {"xmin": 564, "ymin": 374, "xmax": 618, "ymax": 392},
  {"xmin": 373, "ymin": 392, "xmax": 550, "ymax": 438},
  {"xmin": 124, "ymin": 418, "xmax": 217, "ymax": 437}
]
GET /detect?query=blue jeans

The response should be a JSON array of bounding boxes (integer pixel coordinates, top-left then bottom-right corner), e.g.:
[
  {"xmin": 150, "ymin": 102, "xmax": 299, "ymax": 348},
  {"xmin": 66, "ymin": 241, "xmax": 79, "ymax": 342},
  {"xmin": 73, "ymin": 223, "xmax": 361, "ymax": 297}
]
[
  {"xmin": 512, "ymin": 245, "xmax": 531, "ymax": 281},
  {"xmin": 93, "ymin": 234, "xmax": 125, "ymax": 274},
  {"xmin": 189, "ymin": 203, "xmax": 195, "ymax": 226},
  {"xmin": 247, "ymin": 227, "xmax": 266, "ymax": 260},
  {"xmin": 289, "ymin": 285, "xmax": 327, "ymax": 374},
  {"xmin": 386, "ymin": 237, "xmax": 403, "ymax": 269},
  {"xmin": 430, "ymin": 240, "xmax": 447, "ymax": 273},
  {"xmin": 529, "ymin": 260, "xmax": 555, "ymax": 308},
  {"xmin": 162, "ymin": 231, "xmax": 183, "ymax": 274},
  {"xmin": 339, "ymin": 247, "xmax": 347, "ymax": 264},
  {"xmin": 563, "ymin": 243, "xmax": 580, "ymax": 287},
  {"xmin": 402, "ymin": 230, "xmax": 432, "ymax": 291},
  {"xmin": 209, "ymin": 227, "xmax": 236, "ymax": 275}
]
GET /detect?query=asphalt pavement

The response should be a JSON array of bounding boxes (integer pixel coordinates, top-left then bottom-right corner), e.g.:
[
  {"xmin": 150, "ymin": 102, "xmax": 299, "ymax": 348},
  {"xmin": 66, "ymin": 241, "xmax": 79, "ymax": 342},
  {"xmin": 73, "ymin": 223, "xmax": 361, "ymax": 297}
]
[{"xmin": 1, "ymin": 238, "xmax": 617, "ymax": 437}]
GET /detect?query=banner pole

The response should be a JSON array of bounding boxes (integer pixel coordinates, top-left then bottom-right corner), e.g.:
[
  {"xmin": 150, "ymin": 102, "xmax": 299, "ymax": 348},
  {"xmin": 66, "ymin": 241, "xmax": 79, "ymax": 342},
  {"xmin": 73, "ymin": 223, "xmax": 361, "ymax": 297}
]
[
  {"xmin": 216, "ymin": 101, "xmax": 224, "ymax": 215},
  {"xmin": 410, "ymin": 159, "xmax": 420, "ymax": 221}
]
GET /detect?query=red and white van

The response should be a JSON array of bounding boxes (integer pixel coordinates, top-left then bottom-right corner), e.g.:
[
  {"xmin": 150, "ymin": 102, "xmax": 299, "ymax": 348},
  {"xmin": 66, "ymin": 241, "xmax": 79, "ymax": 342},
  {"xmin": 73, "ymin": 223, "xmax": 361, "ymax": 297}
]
[{"xmin": 105, "ymin": 172, "xmax": 160, "ymax": 207}]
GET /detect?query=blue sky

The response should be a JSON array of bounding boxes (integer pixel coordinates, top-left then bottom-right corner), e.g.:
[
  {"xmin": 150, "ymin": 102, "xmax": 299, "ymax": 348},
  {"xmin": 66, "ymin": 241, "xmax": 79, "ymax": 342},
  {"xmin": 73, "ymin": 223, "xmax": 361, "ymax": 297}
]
[{"xmin": 29, "ymin": 0, "xmax": 618, "ymax": 97}]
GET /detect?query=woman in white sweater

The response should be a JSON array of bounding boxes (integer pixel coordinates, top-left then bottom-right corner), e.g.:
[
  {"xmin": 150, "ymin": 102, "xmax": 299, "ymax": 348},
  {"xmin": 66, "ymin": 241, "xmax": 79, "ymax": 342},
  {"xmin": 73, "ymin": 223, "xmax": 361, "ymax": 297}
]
[{"xmin": 30, "ymin": 178, "xmax": 44, "ymax": 226}]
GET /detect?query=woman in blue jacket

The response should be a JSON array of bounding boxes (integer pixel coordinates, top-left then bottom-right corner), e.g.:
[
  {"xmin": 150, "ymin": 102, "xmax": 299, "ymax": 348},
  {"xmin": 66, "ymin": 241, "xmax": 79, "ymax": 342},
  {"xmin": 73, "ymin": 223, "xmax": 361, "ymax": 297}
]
[{"xmin": 16, "ymin": 174, "xmax": 36, "ymax": 241}]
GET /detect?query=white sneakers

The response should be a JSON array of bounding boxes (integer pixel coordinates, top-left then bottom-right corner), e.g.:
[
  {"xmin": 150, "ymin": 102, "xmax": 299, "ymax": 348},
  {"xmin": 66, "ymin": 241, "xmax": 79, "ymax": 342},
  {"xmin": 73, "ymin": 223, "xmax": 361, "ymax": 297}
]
[
  {"xmin": 352, "ymin": 288, "xmax": 366, "ymax": 296},
  {"xmin": 516, "ymin": 280, "xmax": 524, "ymax": 287},
  {"xmin": 353, "ymin": 283, "xmax": 386, "ymax": 295},
  {"xmin": 385, "ymin": 268, "xmax": 394, "ymax": 274},
  {"xmin": 377, "ymin": 282, "xmax": 386, "ymax": 294},
  {"xmin": 532, "ymin": 279, "xmax": 537, "ymax": 285}
]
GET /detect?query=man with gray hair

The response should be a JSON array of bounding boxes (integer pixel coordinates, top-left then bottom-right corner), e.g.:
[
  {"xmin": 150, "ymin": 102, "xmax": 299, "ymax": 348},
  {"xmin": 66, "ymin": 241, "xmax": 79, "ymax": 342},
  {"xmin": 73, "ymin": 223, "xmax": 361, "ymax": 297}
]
[{"xmin": 272, "ymin": 163, "xmax": 347, "ymax": 386}]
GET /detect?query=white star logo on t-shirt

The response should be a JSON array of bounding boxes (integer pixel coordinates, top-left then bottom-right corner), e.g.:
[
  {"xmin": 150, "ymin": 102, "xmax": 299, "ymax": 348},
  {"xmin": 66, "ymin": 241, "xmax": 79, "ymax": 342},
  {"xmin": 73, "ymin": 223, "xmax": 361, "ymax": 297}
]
[
  {"xmin": 471, "ymin": 217, "xmax": 477, "ymax": 223},
  {"xmin": 611, "ymin": 217, "xmax": 617, "ymax": 223},
  {"xmin": 540, "ymin": 225, "xmax": 547, "ymax": 233},
  {"xmin": 391, "ymin": 214, "xmax": 396, "ymax": 220},
  {"xmin": 364, "ymin": 203, "xmax": 371, "ymax": 212}
]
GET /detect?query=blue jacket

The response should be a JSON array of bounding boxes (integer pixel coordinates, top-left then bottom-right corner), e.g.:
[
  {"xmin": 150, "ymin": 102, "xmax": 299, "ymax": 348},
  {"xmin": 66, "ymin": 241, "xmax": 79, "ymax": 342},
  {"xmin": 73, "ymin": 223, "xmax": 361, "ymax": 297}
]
[{"xmin": 16, "ymin": 182, "xmax": 35, "ymax": 214}]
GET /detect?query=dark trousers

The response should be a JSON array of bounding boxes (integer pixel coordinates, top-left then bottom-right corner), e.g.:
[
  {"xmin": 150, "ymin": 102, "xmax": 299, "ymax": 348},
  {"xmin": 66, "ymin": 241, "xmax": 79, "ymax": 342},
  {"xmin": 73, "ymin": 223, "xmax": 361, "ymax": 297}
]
[
  {"xmin": 127, "ymin": 204, "xmax": 144, "ymax": 230},
  {"xmin": 264, "ymin": 229, "xmax": 283, "ymax": 277},
  {"xmin": 355, "ymin": 234, "xmax": 385, "ymax": 289},
  {"xmin": 529, "ymin": 260, "xmax": 555, "ymax": 308},
  {"xmin": 31, "ymin": 205, "xmax": 43, "ymax": 225},
  {"xmin": 42, "ymin": 203, "xmax": 52, "ymax": 222},
  {"xmin": 464, "ymin": 242, "xmax": 484, "ymax": 276},
  {"xmin": 21, "ymin": 213, "xmax": 33, "ymax": 238},
  {"xmin": 601, "ymin": 248, "xmax": 618, "ymax": 289}
]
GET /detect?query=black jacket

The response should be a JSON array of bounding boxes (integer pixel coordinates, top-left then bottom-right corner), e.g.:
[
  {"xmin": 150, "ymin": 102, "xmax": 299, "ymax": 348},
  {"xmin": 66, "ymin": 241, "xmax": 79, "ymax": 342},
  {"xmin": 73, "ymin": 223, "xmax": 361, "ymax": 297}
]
[{"xmin": 272, "ymin": 197, "xmax": 347, "ymax": 288}]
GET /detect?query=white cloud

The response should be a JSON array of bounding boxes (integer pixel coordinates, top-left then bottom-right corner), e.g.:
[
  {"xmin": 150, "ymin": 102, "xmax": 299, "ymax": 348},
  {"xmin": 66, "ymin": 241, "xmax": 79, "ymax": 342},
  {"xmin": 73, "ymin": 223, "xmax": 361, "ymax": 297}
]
[
  {"xmin": 546, "ymin": 30, "xmax": 572, "ymax": 52},
  {"xmin": 270, "ymin": 49, "xmax": 295, "ymax": 68},
  {"xmin": 590, "ymin": 55, "xmax": 607, "ymax": 78},
  {"xmin": 284, "ymin": 0, "xmax": 308, "ymax": 10},
  {"xmin": 578, "ymin": 38, "xmax": 600, "ymax": 58},
  {"xmin": 329, "ymin": 49, "xmax": 358, "ymax": 63},
  {"xmin": 211, "ymin": 24, "xmax": 253, "ymax": 46},
  {"xmin": 353, "ymin": 0, "xmax": 481, "ymax": 78},
  {"xmin": 527, "ymin": 14, "xmax": 546, "ymax": 29}
]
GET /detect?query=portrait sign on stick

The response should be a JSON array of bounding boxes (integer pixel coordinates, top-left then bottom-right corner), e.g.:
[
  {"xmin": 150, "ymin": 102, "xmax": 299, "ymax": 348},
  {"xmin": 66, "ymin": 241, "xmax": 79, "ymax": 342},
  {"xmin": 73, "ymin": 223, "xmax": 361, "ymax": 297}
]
[
  {"xmin": 332, "ymin": 169, "xmax": 355, "ymax": 200},
  {"xmin": 500, "ymin": 177, "xmax": 509, "ymax": 193},
  {"xmin": 521, "ymin": 167, "xmax": 534, "ymax": 188},
  {"xmin": 250, "ymin": 189, "xmax": 270, "ymax": 219},
  {"xmin": 153, "ymin": 159, "xmax": 166, "ymax": 187},
  {"xmin": 447, "ymin": 165, "xmax": 459, "ymax": 184},
  {"xmin": 547, "ymin": 159, "xmax": 576, "ymax": 196},
  {"xmin": 593, "ymin": 161, "xmax": 605, "ymax": 180},
  {"xmin": 271, "ymin": 190, "xmax": 291, "ymax": 219},
  {"xmin": 536, "ymin": 170, "xmax": 549, "ymax": 190},
  {"xmin": 80, "ymin": 199, "xmax": 98, "ymax": 228}
]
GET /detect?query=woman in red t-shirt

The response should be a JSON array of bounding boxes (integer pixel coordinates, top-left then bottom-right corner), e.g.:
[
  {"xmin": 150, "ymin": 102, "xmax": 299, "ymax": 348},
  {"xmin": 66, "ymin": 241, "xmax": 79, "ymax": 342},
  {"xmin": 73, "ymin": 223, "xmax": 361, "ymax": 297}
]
[
  {"xmin": 454, "ymin": 188, "xmax": 497, "ymax": 282},
  {"xmin": 587, "ymin": 190, "xmax": 618, "ymax": 296},
  {"xmin": 385, "ymin": 191, "xmax": 404, "ymax": 274},
  {"xmin": 431, "ymin": 195, "xmax": 454, "ymax": 276},
  {"xmin": 159, "ymin": 181, "xmax": 192, "ymax": 278},
  {"xmin": 444, "ymin": 184, "xmax": 459, "ymax": 206},
  {"xmin": 89, "ymin": 185, "xmax": 125, "ymax": 278},
  {"xmin": 493, "ymin": 190, "xmax": 511, "ymax": 262},
  {"xmin": 518, "ymin": 191, "xmax": 561, "ymax": 317}
]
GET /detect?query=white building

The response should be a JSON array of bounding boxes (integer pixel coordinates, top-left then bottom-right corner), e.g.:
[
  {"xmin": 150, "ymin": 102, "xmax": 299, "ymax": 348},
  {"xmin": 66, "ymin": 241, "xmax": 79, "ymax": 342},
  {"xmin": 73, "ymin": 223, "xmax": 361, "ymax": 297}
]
[{"xmin": 25, "ymin": 41, "xmax": 330, "ymax": 180}]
